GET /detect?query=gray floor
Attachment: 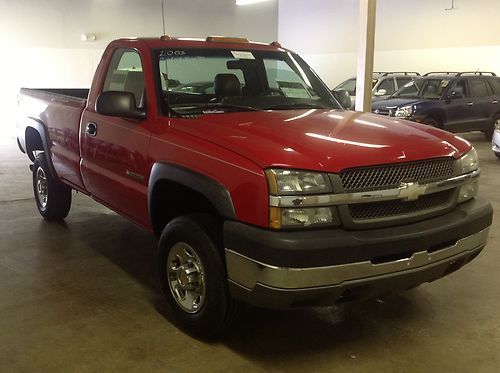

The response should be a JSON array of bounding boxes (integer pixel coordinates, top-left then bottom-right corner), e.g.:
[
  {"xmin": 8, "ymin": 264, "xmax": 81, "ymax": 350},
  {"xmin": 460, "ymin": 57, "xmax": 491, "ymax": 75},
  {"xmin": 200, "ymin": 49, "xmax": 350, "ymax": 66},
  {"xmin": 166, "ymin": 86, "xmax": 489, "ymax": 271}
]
[{"xmin": 0, "ymin": 133, "xmax": 499, "ymax": 372}]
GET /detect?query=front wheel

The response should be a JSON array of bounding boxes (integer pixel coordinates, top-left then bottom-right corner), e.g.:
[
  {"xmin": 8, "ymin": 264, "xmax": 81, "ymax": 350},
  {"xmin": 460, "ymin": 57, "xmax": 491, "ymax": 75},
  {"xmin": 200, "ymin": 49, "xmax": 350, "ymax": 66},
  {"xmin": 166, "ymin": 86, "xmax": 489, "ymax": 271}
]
[
  {"xmin": 33, "ymin": 153, "xmax": 72, "ymax": 220},
  {"xmin": 157, "ymin": 215, "xmax": 239, "ymax": 338}
]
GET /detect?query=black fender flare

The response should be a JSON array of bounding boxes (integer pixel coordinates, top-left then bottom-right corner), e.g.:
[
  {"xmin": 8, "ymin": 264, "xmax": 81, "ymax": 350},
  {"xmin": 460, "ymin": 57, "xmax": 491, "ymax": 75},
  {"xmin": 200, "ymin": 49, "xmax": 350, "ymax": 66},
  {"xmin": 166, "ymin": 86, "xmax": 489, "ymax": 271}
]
[
  {"xmin": 148, "ymin": 162, "xmax": 237, "ymax": 223},
  {"xmin": 23, "ymin": 118, "xmax": 58, "ymax": 178}
]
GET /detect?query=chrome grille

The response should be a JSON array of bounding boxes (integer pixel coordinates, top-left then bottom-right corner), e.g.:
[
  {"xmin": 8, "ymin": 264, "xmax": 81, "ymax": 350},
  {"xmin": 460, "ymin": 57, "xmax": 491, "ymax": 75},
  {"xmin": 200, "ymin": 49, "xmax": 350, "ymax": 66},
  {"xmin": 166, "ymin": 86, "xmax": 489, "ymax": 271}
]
[
  {"xmin": 340, "ymin": 158, "xmax": 455, "ymax": 192},
  {"xmin": 349, "ymin": 189, "xmax": 454, "ymax": 221}
]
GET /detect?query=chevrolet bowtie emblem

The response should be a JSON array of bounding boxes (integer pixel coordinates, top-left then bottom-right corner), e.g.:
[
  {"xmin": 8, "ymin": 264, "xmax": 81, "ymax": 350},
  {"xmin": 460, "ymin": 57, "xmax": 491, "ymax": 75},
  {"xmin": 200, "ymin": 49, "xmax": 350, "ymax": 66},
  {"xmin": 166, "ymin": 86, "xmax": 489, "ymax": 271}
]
[{"xmin": 399, "ymin": 182, "xmax": 426, "ymax": 201}]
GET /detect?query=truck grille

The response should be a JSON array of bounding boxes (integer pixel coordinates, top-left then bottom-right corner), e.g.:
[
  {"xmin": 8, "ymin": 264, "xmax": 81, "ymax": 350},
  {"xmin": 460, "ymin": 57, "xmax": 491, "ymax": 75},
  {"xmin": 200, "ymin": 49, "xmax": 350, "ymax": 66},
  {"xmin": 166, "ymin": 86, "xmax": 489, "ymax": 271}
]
[
  {"xmin": 349, "ymin": 189, "xmax": 454, "ymax": 221},
  {"xmin": 340, "ymin": 158, "xmax": 455, "ymax": 192}
]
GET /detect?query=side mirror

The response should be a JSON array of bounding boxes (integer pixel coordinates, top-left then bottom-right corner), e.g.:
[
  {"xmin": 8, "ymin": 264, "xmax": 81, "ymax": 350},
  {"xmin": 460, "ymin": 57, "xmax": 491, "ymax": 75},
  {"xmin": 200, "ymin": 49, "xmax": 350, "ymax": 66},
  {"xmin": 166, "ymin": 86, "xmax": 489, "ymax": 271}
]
[
  {"xmin": 332, "ymin": 89, "xmax": 352, "ymax": 109},
  {"xmin": 450, "ymin": 89, "xmax": 463, "ymax": 99},
  {"xmin": 374, "ymin": 88, "xmax": 387, "ymax": 96},
  {"xmin": 96, "ymin": 91, "xmax": 146, "ymax": 119}
]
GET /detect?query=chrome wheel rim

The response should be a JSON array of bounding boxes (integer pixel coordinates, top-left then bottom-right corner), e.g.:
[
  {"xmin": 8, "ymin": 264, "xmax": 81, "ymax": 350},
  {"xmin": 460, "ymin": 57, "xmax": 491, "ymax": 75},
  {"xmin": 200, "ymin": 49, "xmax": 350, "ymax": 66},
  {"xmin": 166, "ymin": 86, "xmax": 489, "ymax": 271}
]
[
  {"xmin": 167, "ymin": 242, "xmax": 206, "ymax": 313},
  {"xmin": 36, "ymin": 167, "xmax": 48, "ymax": 208}
]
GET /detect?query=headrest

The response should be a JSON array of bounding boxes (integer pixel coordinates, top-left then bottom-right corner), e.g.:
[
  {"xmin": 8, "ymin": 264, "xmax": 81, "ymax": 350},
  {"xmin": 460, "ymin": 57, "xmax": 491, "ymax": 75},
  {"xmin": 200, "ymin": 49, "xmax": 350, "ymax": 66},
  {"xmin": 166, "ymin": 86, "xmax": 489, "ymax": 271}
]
[{"xmin": 214, "ymin": 73, "xmax": 241, "ymax": 97}]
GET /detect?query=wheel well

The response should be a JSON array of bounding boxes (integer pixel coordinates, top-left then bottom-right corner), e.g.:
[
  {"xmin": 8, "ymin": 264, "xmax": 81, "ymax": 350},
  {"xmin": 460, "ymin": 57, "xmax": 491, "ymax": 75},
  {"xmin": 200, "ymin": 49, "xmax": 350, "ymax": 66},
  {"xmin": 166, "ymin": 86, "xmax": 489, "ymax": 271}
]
[
  {"xmin": 425, "ymin": 111, "xmax": 444, "ymax": 127},
  {"xmin": 25, "ymin": 127, "xmax": 44, "ymax": 161},
  {"xmin": 150, "ymin": 179, "xmax": 221, "ymax": 237}
]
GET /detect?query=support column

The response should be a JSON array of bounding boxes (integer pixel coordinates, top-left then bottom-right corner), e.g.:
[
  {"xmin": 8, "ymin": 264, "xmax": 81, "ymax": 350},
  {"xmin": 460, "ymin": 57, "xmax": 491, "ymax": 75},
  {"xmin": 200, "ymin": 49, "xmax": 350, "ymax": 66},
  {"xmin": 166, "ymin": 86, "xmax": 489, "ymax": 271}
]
[{"xmin": 355, "ymin": 0, "xmax": 377, "ymax": 112}]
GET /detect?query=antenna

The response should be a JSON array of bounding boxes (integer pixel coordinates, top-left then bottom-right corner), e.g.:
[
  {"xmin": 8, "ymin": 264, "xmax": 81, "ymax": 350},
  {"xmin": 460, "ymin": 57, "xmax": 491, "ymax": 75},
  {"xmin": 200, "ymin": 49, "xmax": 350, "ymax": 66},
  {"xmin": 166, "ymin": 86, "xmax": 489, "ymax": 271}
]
[{"xmin": 161, "ymin": 0, "xmax": 166, "ymax": 35}]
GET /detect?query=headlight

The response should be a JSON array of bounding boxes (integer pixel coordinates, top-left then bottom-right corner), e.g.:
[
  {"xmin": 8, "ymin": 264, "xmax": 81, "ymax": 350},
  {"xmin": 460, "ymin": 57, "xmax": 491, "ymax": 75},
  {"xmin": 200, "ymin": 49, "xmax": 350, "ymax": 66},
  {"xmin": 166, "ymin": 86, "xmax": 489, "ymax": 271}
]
[
  {"xmin": 265, "ymin": 169, "xmax": 332, "ymax": 195},
  {"xmin": 269, "ymin": 206, "xmax": 339, "ymax": 229},
  {"xmin": 459, "ymin": 148, "xmax": 479, "ymax": 174},
  {"xmin": 394, "ymin": 105, "xmax": 413, "ymax": 118}
]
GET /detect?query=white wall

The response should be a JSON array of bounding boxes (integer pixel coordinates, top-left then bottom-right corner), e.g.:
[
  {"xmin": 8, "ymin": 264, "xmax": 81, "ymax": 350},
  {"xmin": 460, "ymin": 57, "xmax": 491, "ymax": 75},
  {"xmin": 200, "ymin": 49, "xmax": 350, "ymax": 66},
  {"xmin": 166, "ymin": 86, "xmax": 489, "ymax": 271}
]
[
  {"xmin": 0, "ymin": 0, "xmax": 278, "ymax": 136},
  {"xmin": 279, "ymin": 0, "xmax": 500, "ymax": 88}
]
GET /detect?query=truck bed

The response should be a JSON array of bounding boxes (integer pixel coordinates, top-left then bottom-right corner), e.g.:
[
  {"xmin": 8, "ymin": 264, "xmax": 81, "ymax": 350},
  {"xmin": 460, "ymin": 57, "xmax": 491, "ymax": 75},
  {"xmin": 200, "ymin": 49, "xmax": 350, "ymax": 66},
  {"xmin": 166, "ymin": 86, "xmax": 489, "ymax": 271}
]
[{"xmin": 20, "ymin": 88, "xmax": 89, "ymax": 101}]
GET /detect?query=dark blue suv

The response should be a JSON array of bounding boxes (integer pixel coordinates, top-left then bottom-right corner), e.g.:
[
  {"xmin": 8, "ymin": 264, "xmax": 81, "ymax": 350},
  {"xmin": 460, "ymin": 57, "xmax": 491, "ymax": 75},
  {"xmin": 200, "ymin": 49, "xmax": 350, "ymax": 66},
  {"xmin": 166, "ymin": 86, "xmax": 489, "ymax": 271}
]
[{"xmin": 371, "ymin": 72, "xmax": 500, "ymax": 139}]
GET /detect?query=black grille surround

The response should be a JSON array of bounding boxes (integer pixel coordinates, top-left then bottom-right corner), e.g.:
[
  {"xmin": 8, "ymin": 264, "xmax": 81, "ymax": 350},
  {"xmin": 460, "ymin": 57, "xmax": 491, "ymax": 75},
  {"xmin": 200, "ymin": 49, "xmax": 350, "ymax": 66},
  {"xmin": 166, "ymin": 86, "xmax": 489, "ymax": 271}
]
[{"xmin": 339, "ymin": 157, "xmax": 456, "ymax": 193}]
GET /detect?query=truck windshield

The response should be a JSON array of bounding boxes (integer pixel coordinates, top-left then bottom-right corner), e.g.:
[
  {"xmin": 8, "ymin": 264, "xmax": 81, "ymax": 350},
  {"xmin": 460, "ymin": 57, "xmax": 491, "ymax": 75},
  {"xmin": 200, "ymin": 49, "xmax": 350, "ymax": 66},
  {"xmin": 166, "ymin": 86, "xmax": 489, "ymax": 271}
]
[
  {"xmin": 155, "ymin": 48, "xmax": 340, "ymax": 115},
  {"xmin": 392, "ymin": 78, "xmax": 451, "ymax": 100}
]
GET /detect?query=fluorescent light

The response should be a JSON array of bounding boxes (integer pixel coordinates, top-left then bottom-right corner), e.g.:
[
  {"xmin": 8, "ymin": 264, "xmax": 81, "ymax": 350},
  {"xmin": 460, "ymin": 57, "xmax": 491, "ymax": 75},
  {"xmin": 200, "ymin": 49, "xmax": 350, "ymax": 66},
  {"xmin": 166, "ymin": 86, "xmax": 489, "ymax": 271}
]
[{"xmin": 236, "ymin": 0, "xmax": 270, "ymax": 6}]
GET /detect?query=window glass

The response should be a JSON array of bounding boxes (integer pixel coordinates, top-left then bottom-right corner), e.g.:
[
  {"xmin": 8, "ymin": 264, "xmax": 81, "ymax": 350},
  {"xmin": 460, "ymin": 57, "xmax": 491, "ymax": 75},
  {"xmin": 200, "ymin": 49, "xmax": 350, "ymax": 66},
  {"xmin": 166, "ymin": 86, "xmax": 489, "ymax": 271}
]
[
  {"xmin": 103, "ymin": 49, "xmax": 145, "ymax": 107},
  {"xmin": 156, "ymin": 48, "xmax": 339, "ymax": 115},
  {"xmin": 468, "ymin": 78, "xmax": 490, "ymax": 97},
  {"xmin": 337, "ymin": 79, "xmax": 356, "ymax": 95},
  {"xmin": 396, "ymin": 77, "xmax": 412, "ymax": 89},
  {"xmin": 487, "ymin": 77, "xmax": 500, "ymax": 94},
  {"xmin": 377, "ymin": 78, "xmax": 395, "ymax": 94}
]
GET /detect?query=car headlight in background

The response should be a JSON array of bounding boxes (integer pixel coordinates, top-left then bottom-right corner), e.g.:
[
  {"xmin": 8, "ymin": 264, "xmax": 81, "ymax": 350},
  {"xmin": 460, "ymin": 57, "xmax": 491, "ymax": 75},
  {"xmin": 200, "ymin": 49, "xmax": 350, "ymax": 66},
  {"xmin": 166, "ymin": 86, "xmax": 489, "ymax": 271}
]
[
  {"xmin": 265, "ymin": 169, "xmax": 332, "ymax": 195},
  {"xmin": 394, "ymin": 105, "xmax": 414, "ymax": 118}
]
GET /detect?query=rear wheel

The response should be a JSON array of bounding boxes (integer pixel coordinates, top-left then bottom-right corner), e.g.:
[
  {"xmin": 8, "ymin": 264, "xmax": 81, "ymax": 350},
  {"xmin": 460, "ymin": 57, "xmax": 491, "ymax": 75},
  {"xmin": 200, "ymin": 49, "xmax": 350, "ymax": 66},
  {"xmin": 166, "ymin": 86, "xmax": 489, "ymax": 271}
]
[
  {"xmin": 157, "ymin": 214, "xmax": 239, "ymax": 338},
  {"xmin": 33, "ymin": 153, "xmax": 72, "ymax": 220}
]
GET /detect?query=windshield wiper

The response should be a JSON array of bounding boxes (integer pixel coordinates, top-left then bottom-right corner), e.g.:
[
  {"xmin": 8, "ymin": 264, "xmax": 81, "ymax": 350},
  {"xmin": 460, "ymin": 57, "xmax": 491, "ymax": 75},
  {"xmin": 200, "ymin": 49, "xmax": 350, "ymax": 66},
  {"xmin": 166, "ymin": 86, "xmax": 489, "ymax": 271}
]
[
  {"xmin": 264, "ymin": 103, "xmax": 325, "ymax": 110},
  {"xmin": 173, "ymin": 102, "xmax": 261, "ymax": 114}
]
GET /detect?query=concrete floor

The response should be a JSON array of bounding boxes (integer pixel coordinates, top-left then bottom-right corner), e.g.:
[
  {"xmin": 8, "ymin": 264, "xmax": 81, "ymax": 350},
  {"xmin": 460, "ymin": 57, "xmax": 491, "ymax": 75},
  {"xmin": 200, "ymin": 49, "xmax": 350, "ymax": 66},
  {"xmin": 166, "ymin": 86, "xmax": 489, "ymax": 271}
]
[{"xmin": 0, "ymin": 132, "xmax": 498, "ymax": 373}]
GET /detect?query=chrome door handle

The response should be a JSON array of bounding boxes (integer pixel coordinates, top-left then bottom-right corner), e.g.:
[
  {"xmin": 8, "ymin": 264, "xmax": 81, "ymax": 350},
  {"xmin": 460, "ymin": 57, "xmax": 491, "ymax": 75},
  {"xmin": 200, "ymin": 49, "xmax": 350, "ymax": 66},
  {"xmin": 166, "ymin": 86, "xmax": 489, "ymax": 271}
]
[
  {"xmin": 467, "ymin": 102, "xmax": 474, "ymax": 106},
  {"xmin": 86, "ymin": 122, "xmax": 97, "ymax": 136}
]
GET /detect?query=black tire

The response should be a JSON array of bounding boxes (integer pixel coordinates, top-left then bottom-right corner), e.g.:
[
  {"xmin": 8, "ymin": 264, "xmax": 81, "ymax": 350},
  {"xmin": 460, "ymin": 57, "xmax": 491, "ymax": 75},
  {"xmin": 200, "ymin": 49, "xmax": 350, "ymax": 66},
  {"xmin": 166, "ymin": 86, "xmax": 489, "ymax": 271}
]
[
  {"xmin": 484, "ymin": 116, "xmax": 499, "ymax": 141},
  {"xmin": 157, "ymin": 214, "xmax": 239, "ymax": 338},
  {"xmin": 32, "ymin": 153, "xmax": 72, "ymax": 220},
  {"xmin": 422, "ymin": 116, "xmax": 440, "ymax": 128}
]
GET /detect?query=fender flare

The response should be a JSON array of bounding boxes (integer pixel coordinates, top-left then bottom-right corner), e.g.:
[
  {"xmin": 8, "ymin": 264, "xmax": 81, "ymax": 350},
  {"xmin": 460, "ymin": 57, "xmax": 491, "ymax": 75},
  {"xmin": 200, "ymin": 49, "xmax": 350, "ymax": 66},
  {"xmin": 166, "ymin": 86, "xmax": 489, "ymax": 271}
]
[
  {"xmin": 23, "ymin": 118, "xmax": 58, "ymax": 178},
  {"xmin": 148, "ymin": 162, "xmax": 237, "ymax": 222}
]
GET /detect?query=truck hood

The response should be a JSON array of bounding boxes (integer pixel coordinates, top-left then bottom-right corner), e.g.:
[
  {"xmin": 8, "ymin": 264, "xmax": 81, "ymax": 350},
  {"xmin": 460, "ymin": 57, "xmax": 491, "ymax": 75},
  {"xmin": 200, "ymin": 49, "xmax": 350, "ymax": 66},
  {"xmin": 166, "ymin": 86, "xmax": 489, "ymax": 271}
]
[{"xmin": 170, "ymin": 109, "xmax": 470, "ymax": 172}]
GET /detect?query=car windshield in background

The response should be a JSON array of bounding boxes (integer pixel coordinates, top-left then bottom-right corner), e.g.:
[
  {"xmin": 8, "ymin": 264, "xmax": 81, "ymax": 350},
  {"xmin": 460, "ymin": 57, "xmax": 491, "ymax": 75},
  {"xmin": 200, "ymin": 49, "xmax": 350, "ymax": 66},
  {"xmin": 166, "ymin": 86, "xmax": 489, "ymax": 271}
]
[
  {"xmin": 392, "ymin": 78, "xmax": 450, "ymax": 99},
  {"xmin": 155, "ymin": 48, "xmax": 340, "ymax": 115}
]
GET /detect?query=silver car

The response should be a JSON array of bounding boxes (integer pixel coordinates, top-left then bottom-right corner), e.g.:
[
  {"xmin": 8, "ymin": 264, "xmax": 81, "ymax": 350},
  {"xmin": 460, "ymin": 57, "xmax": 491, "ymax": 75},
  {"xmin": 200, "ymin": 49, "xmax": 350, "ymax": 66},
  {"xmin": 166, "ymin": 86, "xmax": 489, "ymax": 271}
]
[
  {"xmin": 492, "ymin": 118, "xmax": 500, "ymax": 159},
  {"xmin": 333, "ymin": 72, "xmax": 420, "ymax": 109}
]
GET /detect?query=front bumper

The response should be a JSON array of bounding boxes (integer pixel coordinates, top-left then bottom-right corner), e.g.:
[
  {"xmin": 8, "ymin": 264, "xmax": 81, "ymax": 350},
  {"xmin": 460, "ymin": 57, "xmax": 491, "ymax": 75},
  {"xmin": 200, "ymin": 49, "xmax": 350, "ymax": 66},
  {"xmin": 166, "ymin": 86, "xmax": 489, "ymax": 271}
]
[{"xmin": 224, "ymin": 197, "xmax": 492, "ymax": 308}]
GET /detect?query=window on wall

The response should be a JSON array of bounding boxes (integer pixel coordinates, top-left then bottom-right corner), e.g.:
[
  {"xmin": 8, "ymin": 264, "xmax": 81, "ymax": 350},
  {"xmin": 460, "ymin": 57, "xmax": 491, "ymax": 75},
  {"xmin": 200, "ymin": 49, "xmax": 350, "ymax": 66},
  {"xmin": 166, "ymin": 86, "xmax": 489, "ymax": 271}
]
[{"xmin": 103, "ymin": 49, "xmax": 145, "ymax": 108}]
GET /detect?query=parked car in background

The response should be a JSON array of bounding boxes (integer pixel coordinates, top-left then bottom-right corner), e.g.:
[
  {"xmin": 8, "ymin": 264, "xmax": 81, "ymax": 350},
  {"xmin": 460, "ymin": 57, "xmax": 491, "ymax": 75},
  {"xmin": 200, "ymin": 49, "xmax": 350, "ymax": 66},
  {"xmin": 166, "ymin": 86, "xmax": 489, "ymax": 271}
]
[
  {"xmin": 333, "ymin": 72, "xmax": 420, "ymax": 108},
  {"xmin": 492, "ymin": 119, "xmax": 500, "ymax": 158},
  {"xmin": 371, "ymin": 72, "xmax": 500, "ymax": 139}
]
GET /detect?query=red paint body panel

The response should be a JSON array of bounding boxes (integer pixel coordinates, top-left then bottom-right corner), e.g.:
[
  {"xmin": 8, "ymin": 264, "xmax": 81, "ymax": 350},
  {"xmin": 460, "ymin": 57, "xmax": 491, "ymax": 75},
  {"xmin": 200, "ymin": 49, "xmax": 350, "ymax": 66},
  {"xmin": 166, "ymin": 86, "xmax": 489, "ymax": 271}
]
[{"xmin": 17, "ymin": 38, "xmax": 473, "ymax": 231}]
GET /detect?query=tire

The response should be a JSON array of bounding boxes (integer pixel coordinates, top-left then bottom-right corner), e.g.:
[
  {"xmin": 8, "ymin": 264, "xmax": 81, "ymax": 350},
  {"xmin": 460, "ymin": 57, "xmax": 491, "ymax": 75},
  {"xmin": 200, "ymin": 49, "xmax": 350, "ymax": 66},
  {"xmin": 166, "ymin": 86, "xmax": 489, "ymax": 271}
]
[
  {"xmin": 32, "ymin": 153, "xmax": 72, "ymax": 220},
  {"xmin": 157, "ymin": 214, "xmax": 239, "ymax": 338},
  {"xmin": 422, "ymin": 116, "xmax": 440, "ymax": 128},
  {"xmin": 484, "ymin": 116, "xmax": 499, "ymax": 141}
]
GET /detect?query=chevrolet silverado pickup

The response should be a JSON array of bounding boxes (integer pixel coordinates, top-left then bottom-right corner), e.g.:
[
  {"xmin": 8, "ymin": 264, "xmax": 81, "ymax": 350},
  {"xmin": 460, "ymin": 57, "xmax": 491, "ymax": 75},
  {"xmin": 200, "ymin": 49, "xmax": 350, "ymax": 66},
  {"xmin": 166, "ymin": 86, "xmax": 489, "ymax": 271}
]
[{"xmin": 17, "ymin": 36, "xmax": 493, "ymax": 337}]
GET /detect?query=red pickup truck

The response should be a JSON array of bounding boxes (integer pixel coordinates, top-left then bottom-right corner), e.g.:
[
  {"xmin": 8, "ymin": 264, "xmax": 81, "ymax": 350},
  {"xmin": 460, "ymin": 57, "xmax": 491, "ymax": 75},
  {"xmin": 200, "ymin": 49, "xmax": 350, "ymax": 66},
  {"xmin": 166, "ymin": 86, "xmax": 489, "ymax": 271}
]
[{"xmin": 17, "ymin": 36, "xmax": 493, "ymax": 337}]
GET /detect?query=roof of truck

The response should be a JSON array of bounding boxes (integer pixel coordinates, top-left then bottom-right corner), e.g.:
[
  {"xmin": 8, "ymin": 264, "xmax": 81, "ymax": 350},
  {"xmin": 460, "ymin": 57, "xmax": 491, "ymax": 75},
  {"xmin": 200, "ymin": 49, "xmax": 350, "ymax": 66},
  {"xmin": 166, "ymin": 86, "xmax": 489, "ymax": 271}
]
[{"xmin": 112, "ymin": 36, "xmax": 288, "ymax": 52}]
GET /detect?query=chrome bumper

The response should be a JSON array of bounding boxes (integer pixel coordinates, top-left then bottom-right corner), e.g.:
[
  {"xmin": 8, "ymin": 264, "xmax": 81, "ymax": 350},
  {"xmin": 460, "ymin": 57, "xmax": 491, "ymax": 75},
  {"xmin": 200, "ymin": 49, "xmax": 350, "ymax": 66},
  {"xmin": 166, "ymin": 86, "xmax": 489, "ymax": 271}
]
[{"xmin": 225, "ymin": 228, "xmax": 489, "ymax": 307}]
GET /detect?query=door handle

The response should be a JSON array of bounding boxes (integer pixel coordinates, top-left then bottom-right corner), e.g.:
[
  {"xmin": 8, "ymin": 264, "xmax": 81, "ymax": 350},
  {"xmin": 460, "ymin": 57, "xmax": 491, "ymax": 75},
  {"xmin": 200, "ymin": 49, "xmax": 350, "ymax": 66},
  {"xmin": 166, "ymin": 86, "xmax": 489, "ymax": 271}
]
[
  {"xmin": 467, "ymin": 102, "xmax": 474, "ymax": 106},
  {"xmin": 86, "ymin": 122, "xmax": 97, "ymax": 136},
  {"xmin": 492, "ymin": 100, "xmax": 498, "ymax": 104}
]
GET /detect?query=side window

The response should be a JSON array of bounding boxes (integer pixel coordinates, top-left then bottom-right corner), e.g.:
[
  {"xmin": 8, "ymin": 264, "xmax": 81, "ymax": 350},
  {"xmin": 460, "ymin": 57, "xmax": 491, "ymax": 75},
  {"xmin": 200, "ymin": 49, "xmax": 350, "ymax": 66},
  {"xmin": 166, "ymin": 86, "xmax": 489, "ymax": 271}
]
[
  {"xmin": 468, "ymin": 78, "xmax": 490, "ymax": 98},
  {"xmin": 396, "ymin": 77, "xmax": 412, "ymax": 89},
  {"xmin": 103, "ymin": 49, "xmax": 145, "ymax": 108},
  {"xmin": 337, "ymin": 79, "xmax": 356, "ymax": 95},
  {"xmin": 452, "ymin": 79, "xmax": 468, "ymax": 97},
  {"xmin": 487, "ymin": 77, "xmax": 500, "ymax": 95},
  {"xmin": 377, "ymin": 78, "xmax": 395, "ymax": 94}
]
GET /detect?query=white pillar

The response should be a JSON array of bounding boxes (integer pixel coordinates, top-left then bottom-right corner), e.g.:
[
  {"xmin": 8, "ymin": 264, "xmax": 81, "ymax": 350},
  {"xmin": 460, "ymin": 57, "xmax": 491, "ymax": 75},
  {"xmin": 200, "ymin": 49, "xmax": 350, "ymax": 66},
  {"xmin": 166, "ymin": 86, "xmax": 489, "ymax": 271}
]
[{"xmin": 354, "ymin": 0, "xmax": 377, "ymax": 112}]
